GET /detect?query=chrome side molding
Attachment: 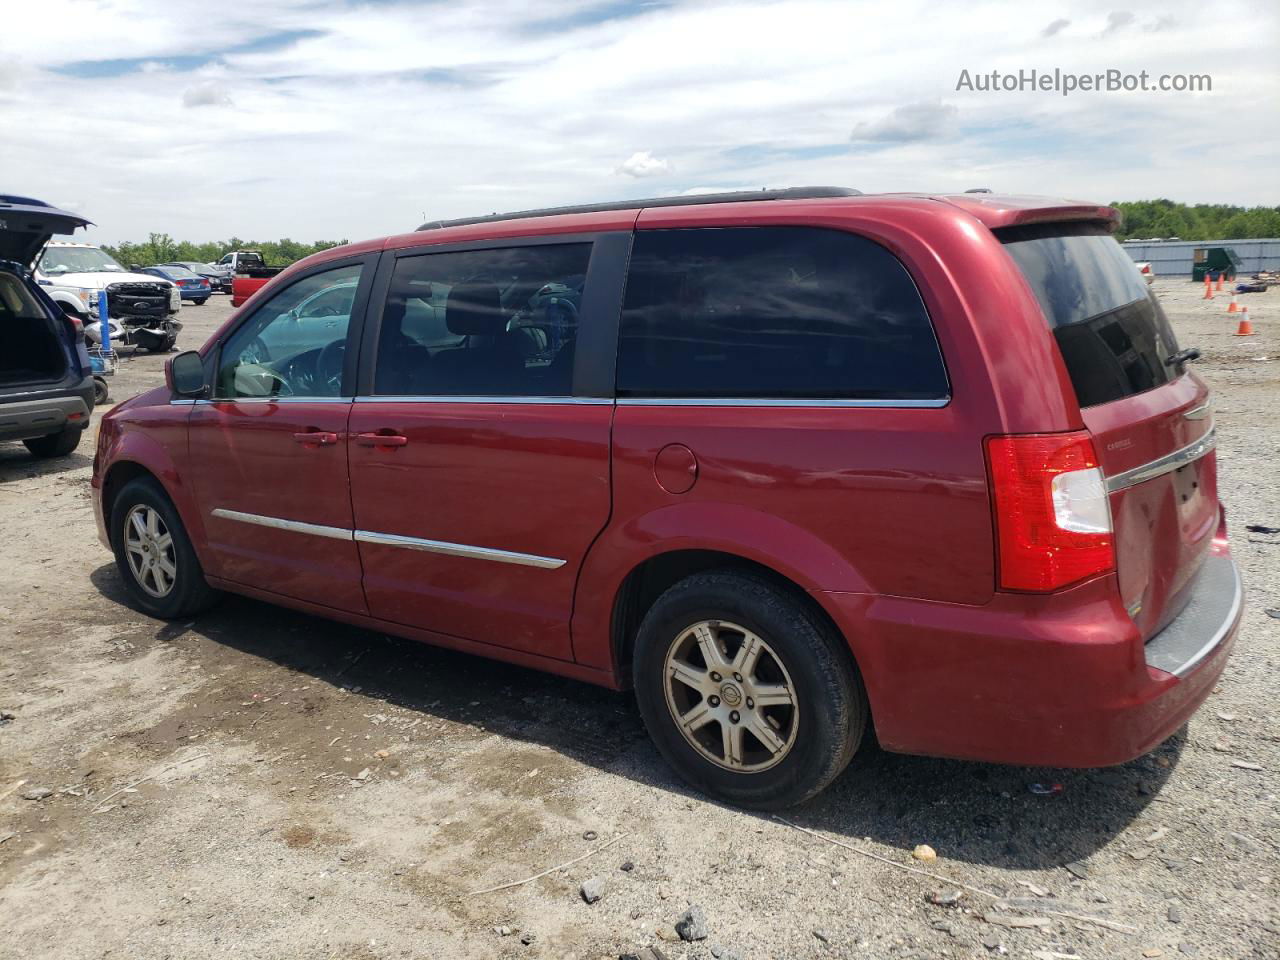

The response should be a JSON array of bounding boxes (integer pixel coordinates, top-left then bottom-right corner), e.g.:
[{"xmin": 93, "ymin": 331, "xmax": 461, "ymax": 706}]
[
  {"xmin": 1105, "ymin": 428, "xmax": 1216, "ymax": 494},
  {"xmin": 210, "ymin": 509, "xmax": 565, "ymax": 569},
  {"xmin": 353, "ymin": 530, "xmax": 565, "ymax": 569},
  {"xmin": 210, "ymin": 508, "xmax": 352, "ymax": 541}
]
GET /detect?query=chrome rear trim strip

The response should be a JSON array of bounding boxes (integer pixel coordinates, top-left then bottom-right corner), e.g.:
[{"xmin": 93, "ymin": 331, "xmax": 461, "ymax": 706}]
[
  {"xmin": 1182, "ymin": 401, "xmax": 1213, "ymax": 420},
  {"xmin": 1105, "ymin": 428, "xmax": 1216, "ymax": 494},
  {"xmin": 210, "ymin": 508, "xmax": 353, "ymax": 541},
  {"xmin": 353, "ymin": 529, "xmax": 566, "ymax": 569}
]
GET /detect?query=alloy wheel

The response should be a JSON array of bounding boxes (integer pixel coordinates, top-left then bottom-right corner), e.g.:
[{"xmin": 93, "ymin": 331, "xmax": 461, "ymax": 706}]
[
  {"xmin": 662, "ymin": 620, "xmax": 799, "ymax": 772},
  {"xmin": 123, "ymin": 504, "xmax": 177, "ymax": 598}
]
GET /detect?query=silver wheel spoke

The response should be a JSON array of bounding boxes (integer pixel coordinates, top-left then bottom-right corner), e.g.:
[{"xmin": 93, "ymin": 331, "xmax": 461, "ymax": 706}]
[
  {"xmin": 157, "ymin": 555, "xmax": 177, "ymax": 579},
  {"xmin": 146, "ymin": 509, "xmax": 160, "ymax": 538},
  {"xmin": 745, "ymin": 712, "xmax": 786, "ymax": 755},
  {"xmin": 126, "ymin": 542, "xmax": 146, "ymax": 559},
  {"xmin": 721, "ymin": 722, "xmax": 744, "ymax": 767},
  {"xmin": 130, "ymin": 512, "xmax": 147, "ymax": 540},
  {"xmin": 751, "ymin": 684, "xmax": 794, "ymax": 708},
  {"xmin": 680, "ymin": 700, "xmax": 716, "ymax": 733},
  {"xmin": 669, "ymin": 659, "xmax": 709, "ymax": 693},
  {"xmin": 155, "ymin": 533, "xmax": 173, "ymax": 552},
  {"xmin": 733, "ymin": 633, "xmax": 763, "ymax": 678},
  {"xmin": 692, "ymin": 624, "xmax": 727, "ymax": 669}
]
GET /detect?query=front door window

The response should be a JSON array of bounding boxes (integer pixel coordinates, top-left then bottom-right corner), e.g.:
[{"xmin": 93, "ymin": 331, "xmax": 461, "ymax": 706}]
[{"xmin": 216, "ymin": 264, "xmax": 363, "ymax": 399}]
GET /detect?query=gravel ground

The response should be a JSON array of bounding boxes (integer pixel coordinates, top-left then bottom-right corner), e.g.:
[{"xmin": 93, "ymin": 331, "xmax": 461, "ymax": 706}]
[{"xmin": 1, "ymin": 279, "xmax": 1277, "ymax": 960}]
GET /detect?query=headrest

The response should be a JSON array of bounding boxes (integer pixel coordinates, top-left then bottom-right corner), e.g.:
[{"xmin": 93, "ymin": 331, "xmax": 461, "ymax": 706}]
[{"xmin": 445, "ymin": 283, "xmax": 505, "ymax": 336}]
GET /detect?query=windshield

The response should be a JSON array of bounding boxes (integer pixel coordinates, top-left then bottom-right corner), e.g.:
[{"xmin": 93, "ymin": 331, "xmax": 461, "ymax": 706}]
[{"xmin": 38, "ymin": 246, "xmax": 126, "ymax": 275}]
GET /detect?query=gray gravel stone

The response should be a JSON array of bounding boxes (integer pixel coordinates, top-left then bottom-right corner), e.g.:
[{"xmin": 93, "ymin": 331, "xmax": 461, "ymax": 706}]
[
  {"xmin": 675, "ymin": 904, "xmax": 709, "ymax": 942},
  {"xmin": 22, "ymin": 787, "xmax": 53, "ymax": 801},
  {"xmin": 580, "ymin": 876, "xmax": 605, "ymax": 904}
]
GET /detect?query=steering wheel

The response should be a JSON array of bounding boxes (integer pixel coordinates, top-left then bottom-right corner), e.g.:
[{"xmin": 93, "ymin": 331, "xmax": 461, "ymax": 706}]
[{"xmin": 316, "ymin": 338, "xmax": 346, "ymax": 391}]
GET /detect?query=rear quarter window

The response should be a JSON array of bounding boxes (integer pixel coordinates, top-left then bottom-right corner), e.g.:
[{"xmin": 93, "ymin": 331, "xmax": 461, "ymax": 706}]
[
  {"xmin": 616, "ymin": 226, "xmax": 948, "ymax": 401},
  {"xmin": 999, "ymin": 224, "xmax": 1180, "ymax": 408}
]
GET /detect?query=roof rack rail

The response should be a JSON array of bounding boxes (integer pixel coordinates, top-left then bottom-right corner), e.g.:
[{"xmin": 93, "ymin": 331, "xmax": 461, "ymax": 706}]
[{"xmin": 416, "ymin": 186, "xmax": 862, "ymax": 231}]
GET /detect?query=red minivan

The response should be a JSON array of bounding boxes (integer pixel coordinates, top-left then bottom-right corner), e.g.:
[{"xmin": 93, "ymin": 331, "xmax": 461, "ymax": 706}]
[{"xmin": 91, "ymin": 188, "xmax": 1241, "ymax": 808}]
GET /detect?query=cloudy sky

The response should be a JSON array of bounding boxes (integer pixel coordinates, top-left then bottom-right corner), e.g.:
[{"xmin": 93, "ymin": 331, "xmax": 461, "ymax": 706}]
[{"xmin": 2, "ymin": 0, "xmax": 1276, "ymax": 245}]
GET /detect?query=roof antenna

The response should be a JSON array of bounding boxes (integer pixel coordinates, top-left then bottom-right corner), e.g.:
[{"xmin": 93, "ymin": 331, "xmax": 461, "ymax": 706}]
[{"xmin": 964, "ymin": 187, "xmax": 993, "ymax": 194}]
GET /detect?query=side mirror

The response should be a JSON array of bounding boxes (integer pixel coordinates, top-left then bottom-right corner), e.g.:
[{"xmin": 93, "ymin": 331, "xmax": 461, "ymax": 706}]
[{"xmin": 167, "ymin": 351, "xmax": 208, "ymax": 397}]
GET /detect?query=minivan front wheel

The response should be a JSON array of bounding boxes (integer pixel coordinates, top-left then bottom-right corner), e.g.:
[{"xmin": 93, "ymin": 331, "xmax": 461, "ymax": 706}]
[
  {"xmin": 633, "ymin": 571, "xmax": 866, "ymax": 809},
  {"xmin": 110, "ymin": 478, "xmax": 220, "ymax": 618}
]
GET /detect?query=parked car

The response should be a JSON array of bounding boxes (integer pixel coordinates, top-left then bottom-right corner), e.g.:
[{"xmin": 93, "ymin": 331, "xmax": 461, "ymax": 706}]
[
  {"xmin": 92, "ymin": 188, "xmax": 1240, "ymax": 808},
  {"xmin": 35, "ymin": 241, "xmax": 183, "ymax": 352},
  {"xmin": 162, "ymin": 261, "xmax": 231, "ymax": 294},
  {"xmin": 0, "ymin": 195, "xmax": 96, "ymax": 457},
  {"xmin": 139, "ymin": 264, "xmax": 212, "ymax": 304}
]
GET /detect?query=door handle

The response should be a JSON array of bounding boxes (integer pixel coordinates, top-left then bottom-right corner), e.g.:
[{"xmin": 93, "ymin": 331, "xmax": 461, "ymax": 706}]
[
  {"xmin": 293, "ymin": 431, "xmax": 338, "ymax": 446},
  {"xmin": 355, "ymin": 432, "xmax": 409, "ymax": 448}
]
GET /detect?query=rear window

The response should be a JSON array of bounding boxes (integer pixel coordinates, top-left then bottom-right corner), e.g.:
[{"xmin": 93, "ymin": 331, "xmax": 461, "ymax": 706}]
[
  {"xmin": 616, "ymin": 227, "xmax": 948, "ymax": 401},
  {"xmin": 1000, "ymin": 224, "xmax": 1180, "ymax": 407}
]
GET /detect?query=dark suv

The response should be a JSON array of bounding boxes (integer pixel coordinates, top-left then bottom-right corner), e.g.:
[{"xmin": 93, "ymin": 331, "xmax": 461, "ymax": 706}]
[
  {"xmin": 92, "ymin": 188, "xmax": 1240, "ymax": 808},
  {"xmin": 0, "ymin": 196, "xmax": 95, "ymax": 458}
]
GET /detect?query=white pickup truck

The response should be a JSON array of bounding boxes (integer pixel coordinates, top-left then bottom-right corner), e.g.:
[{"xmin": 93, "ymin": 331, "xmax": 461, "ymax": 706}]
[{"xmin": 36, "ymin": 241, "xmax": 183, "ymax": 352}]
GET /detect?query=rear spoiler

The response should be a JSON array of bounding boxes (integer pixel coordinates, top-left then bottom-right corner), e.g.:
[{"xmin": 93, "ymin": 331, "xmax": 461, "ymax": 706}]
[{"xmin": 935, "ymin": 195, "xmax": 1121, "ymax": 233}]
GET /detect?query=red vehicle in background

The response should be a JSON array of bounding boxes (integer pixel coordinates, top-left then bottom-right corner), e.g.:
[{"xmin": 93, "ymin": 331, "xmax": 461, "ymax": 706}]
[
  {"xmin": 91, "ymin": 188, "xmax": 1241, "ymax": 808},
  {"xmin": 218, "ymin": 250, "xmax": 285, "ymax": 306}
]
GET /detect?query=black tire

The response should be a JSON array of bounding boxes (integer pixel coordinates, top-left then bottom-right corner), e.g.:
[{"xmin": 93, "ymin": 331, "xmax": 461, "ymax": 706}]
[
  {"xmin": 24, "ymin": 427, "xmax": 82, "ymax": 458},
  {"xmin": 194, "ymin": 298, "xmax": 208, "ymax": 306},
  {"xmin": 109, "ymin": 477, "xmax": 221, "ymax": 619},
  {"xmin": 93, "ymin": 377, "xmax": 110, "ymax": 405},
  {"xmin": 633, "ymin": 570, "xmax": 866, "ymax": 809}
]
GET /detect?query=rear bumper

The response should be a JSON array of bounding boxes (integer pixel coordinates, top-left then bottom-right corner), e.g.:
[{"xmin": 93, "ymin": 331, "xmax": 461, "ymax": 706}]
[
  {"xmin": 178, "ymin": 288, "xmax": 210, "ymax": 300},
  {"xmin": 821, "ymin": 548, "xmax": 1241, "ymax": 768},
  {"xmin": 0, "ymin": 383, "xmax": 93, "ymax": 442}
]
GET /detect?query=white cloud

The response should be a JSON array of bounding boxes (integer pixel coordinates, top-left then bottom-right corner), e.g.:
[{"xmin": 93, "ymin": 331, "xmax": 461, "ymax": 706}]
[
  {"xmin": 850, "ymin": 101, "xmax": 958, "ymax": 143},
  {"xmin": 617, "ymin": 150, "xmax": 672, "ymax": 178},
  {"xmin": 1101, "ymin": 10, "xmax": 1135, "ymax": 35},
  {"xmin": 1042, "ymin": 18, "xmax": 1070, "ymax": 37},
  {"xmin": 0, "ymin": 0, "xmax": 1273, "ymax": 245},
  {"xmin": 182, "ymin": 81, "xmax": 233, "ymax": 108}
]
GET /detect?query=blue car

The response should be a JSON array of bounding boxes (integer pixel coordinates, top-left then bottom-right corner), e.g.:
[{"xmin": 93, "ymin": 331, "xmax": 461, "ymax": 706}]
[
  {"xmin": 139, "ymin": 264, "xmax": 212, "ymax": 304},
  {"xmin": 0, "ymin": 195, "xmax": 97, "ymax": 457}
]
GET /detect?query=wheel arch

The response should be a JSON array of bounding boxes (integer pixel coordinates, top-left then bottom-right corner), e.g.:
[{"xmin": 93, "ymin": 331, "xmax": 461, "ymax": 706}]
[
  {"xmin": 604, "ymin": 548, "xmax": 861, "ymax": 694},
  {"xmin": 99, "ymin": 442, "xmax": 210, "ymax": 569}
]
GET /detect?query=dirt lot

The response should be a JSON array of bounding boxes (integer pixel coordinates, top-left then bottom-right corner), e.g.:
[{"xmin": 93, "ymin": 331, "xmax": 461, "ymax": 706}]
[{"xmin": 1, "ymin": 280, "xmax": 1277, "ymax": 960}]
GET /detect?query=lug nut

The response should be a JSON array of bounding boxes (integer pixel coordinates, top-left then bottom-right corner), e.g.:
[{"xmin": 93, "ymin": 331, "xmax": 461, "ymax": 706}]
[
  {"xmin": 746, "ymin": 698, "xmax": 754, "ymax": 709},
  {"xmin": 708, "ymin": 695, "xmax": 720, "ymax": 707},
  {"xmin": 710, "ymin": 672, "xmax": 722, "ymax": 682},
  {"xmin": 729, "ymin": 710, "xmax": 740, "ymax": 723},
  {"xmin": 733, "ymin": 673, "xmax": 743, "ymax": 682}
]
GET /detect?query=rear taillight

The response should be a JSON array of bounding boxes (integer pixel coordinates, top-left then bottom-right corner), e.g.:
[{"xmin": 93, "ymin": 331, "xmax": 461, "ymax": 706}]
[
  {"xmin": 1141, "ymin": 264, "xmax": 1151, "ymax": 274},
  {"xmin": 61, "ymin": 313, "xmax": 85, "ymax": 344},
  {"xmin": 985, "ymin": 431, "xmax": 1114, "ymax": 591}
]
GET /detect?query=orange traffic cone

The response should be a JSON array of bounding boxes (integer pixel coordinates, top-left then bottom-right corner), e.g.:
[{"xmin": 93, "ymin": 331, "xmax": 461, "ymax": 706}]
[
  {"xmin": 1215, "ymin": 271, "xmax": 1224, "ymax": 291},
  {"xmin": 1234, "ymin": 308, "xmax": 1254, "ymax": 336},
  {"xmin": 1203, "ymin": 274, "xmax": 1214, "ymax": 299},
  {"xmin": 1227, "ymin": 295, "xmax": 1239, "ymax": 313}
]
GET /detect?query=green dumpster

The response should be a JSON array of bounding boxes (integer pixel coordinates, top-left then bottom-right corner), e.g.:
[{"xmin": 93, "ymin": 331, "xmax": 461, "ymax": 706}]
[{"xmin": 1192, "ymin": 247, "xmax": 1243, "ymax": 282}]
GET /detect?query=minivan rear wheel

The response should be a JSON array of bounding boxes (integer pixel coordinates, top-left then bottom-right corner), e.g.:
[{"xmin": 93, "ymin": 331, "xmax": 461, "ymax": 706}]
[
  {"xmin": 110, "ymin": 477, "xmax": 220, "ymax": 619},
  {"xmin": 633, "ymin": 570, "xmax": 866, "ymax": 808}
]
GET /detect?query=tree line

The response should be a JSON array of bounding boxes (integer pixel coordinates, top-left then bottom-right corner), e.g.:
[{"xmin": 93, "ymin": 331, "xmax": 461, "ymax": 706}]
[
  {"xmin": 1111, "ymin": 200, "xmax": 1280, "ymax": 241},
  {"xmin": 99, "ymin": 202, "xmax": 1280, "ymax": 267},
  {"xmin": 101, "ymin": 233, "xmax": 349, "ymax": 268}
]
